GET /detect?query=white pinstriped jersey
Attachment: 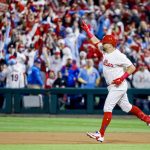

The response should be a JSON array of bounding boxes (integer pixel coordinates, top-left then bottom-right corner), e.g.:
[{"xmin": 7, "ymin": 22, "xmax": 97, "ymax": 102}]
[
  {"xmin": 102, "ymin": 49, "xmax": 132, "ymax": 88},
  {"xmin": 2, "ymin": 63, "xmax": 25, "ymax": 88}
]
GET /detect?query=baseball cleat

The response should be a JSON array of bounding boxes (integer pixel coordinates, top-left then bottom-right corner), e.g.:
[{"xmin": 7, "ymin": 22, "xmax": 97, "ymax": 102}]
[{"xmin": 87, "ymin": 131, "xmax": 104, "ymax": 142}]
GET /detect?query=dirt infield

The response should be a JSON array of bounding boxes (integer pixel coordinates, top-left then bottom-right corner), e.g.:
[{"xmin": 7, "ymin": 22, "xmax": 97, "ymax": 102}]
[{"xmin": 0, "ymin": 132, "xmax": 150, "ymax": 144}]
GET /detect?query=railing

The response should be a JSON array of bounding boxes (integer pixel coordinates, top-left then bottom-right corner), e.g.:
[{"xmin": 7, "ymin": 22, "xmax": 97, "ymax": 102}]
[
  {"xmin": 0, "ymin": 88, "xmax": 50, "ymax": 114},
  {"xmin": 0, "ymin": 88, "xmax": 149, "ymax": 114}
]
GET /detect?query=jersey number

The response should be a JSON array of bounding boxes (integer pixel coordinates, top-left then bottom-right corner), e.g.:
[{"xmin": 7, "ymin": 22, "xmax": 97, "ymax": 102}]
[{"xmin": 11, "ymin": 74, "xmax": 19, "ymax": 81}]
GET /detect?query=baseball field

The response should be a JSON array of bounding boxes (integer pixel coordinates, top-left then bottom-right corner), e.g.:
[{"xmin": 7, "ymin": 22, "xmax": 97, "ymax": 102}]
[{"xmin": 0, "ymin": 115, "xmax": 150, "ymax": 150}]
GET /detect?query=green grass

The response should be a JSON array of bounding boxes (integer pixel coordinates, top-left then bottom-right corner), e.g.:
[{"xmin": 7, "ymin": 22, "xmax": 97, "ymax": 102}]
[
  {"xmin": 0, "ymin": 116, "xmax": 150, "ymax": 150},
  {"xmin": 0, "ymin": 116, "xmax": 149, "ymax": 133},
  {"xmin": 0, "ymin": 144, "xmax": 150, "ymax": 150}
]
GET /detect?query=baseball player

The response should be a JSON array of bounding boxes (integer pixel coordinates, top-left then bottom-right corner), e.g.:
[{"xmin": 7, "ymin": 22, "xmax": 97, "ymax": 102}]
[
  {"xmin": 0, "ymin": 59, "xmax": 25, "ymax": 88},
  {"xmin": 81, "ymin": 20, "xmax": 150, "ymax": 142}
]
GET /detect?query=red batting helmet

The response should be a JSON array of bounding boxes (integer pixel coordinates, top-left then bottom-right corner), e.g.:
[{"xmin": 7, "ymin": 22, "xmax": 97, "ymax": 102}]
[{"xmin": 101, "ymin": 35, "xmax": 117, "ymax": 47}]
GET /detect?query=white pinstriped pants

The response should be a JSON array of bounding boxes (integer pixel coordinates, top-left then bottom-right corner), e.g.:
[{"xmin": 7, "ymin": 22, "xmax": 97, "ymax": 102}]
[{"xmin": 104, "ymin": 89, "xmax": 132, "ymax": 113}]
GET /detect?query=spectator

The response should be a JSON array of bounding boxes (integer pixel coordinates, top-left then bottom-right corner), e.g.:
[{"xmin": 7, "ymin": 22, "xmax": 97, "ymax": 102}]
[
  {"xmin": 78, "ymin": 58, "xmax": 100, "ymax": 88},
  {"xmin": 107, "ymin": 15, "xmax": 124, "ymax": 41},
  {"xmin": 27, "ymin": 58, "xmax": 44, "ymax": 89},
  {"xmin": 96, "ymin": 10, "xmax": 111, "ymax": 40},
  {"xmin": 53, "ymin": 71, "xmax": 68, "ymax": 110},
  {"xmin": 132, "ymin": 65, "xmax": 150, "ymax": 112},
  {"xmin": 65, "ymin": 27, "xmax": 79, "ymax": 61},
  {"xmin": 86, "ymin": 12, "xmax": 98, "ymax": 34},
  {"xmin": 53, "ymin": 71, "xmax": 67, "ymax": 88},
  {"xmin": 61, "ymin": 57, "xmax": 79, "ymax": 88},
  {"xmin": 0, "ymin": 59, "xmax": 6, "ymax": 108},
  {"xmin": 0, "ymin": 59, "xmax": 6, "ymax": 87},
  {"xmin": 53, "ymin": 17, "xmax": 66, "ymax": 38},
  {"xmin": 63, "ymin": 13, "xmax": 73, "ymax": 28},
  {"xmin": 0, "ymin": 31, "xmax": 5, "ymax": 60},
  {"xmin": 49, "ymin": 49, "xmax": 63, "ymax": 75},
  {"xmin": 5, "ymin": 43, "xmax": 16, "ymax": 63},
  {"xmin": 0, "ymin": 58, "xmax": 25, "ymax": 88},
  {"xmin": 57, "ymin": 38, "xmax": 72, "ymax": 66},
  {"xmin": 79, "ymin": 51, "xmax": 87, "ymax": 68},
  {"xmin": 16, "ymin": 43, "xmax": 27, "ymax": 72},
  {"xmin": 24, "ymin": 44, "xmax": 36, "ymax": 70},
  {"xmin": 132, "ymin": 65, "xmax": 150, "ymax": 89},
  {"xmin": 45, "ymin": 70, "xmax": 56, "ymax": 89},
  {"xmin": 48, "ymin": 31, "xmax": 59, "ymax": 50},
  {"xmin": 78, "ymin": 58, "xmax": 100, "ymax": 107}
]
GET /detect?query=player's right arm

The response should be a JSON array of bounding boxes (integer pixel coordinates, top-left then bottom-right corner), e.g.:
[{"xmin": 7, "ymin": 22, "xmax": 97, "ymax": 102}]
[{"xmin": 81, "ymin": 20, "xmax": 101, "ymax": 47}]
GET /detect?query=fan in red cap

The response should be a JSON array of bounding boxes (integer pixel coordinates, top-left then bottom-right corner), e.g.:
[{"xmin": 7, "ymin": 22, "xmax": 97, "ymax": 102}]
[{"xmin": 53, "ymin": 18, "xmax": 62, "ymax": 24}]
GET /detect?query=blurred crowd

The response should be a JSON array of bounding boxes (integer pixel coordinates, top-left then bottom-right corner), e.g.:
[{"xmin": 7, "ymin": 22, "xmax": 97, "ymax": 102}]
[{"xmin": 0, "ymin": 0, "xmax": 150, "ymax": 90}]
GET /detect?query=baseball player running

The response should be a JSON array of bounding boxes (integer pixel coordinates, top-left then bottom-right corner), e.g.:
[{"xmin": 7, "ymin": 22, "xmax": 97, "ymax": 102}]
[{"xmin": 81, "ymin": 20, "xmax": 150, "ymax": 142}]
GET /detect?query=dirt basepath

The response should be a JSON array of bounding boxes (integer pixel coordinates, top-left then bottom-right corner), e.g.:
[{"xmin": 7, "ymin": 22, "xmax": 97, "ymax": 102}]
[{"xmin": 0, "ymin": 132, "xmax": 150, "ymax": 144}]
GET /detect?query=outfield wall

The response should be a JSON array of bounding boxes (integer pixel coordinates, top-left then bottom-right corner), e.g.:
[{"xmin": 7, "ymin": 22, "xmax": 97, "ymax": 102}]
[{"xmin": 0, "ymin": 88, "xmax": 149, "ymax": 115}]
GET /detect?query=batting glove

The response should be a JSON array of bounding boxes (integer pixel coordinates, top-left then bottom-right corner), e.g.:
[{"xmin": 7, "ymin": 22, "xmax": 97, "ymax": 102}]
[
  {"xmin": 81, "ymin": 20, "xmax": 94, "ymax": 38},
  {"xmin": 112, "ymin": 72, "xmax": 129, "ymax": 86},
  {"xmin": 81, "ymin": 20, "xmax": 89, "ymax": 32}
]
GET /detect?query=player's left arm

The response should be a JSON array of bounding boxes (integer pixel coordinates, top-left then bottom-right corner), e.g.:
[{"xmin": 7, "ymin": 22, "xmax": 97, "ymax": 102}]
[
  {"xmin": 81, "ymin": 20, "xmax": 102, "ymax": 49},
  {"xmin": 112, "ymin": 64, "xmax": 136, "ymax": 86}
]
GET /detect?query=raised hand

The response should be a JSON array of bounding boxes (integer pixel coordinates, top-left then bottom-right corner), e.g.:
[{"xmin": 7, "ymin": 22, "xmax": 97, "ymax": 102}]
[
  {"xmin": 81, "ymin": 19, "xmax": 94, "ymax": 39},
  {"xmin": 81, "ymin": 20, "xmax": 90, "ymax": 32}
]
